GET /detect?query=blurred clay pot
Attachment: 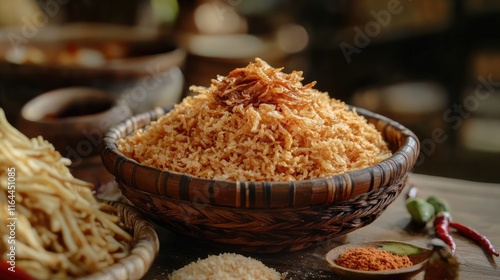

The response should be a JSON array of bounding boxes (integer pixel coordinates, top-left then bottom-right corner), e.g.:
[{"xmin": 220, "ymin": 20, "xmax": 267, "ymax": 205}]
[{"xmin": 18, "ymin": 87, "xmax": 131, "ymax": 185}]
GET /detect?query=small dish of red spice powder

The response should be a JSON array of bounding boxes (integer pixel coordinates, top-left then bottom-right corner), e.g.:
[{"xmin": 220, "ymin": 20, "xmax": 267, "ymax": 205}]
[
  {"xmin": 325, "ymin": 241, "xmax": 432, "ymax": 280},
  {"xmin": 335, "ymin": 247, "xmax": 413, "ymax": 271}
]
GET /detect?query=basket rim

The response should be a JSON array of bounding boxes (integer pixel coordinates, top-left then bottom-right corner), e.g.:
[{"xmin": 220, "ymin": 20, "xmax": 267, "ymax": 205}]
[
  {"xmin": 101, "ymin": 106, "xmax": 420, "ymax": 209},
  {"xmin": 77, "ymin": 201, "xmax": 159, "ymax": 280}
]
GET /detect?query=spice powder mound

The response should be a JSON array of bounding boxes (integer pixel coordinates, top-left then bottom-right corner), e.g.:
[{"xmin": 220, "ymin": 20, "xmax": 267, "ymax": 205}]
[{"xmin": 335, "ymin": 247, "xmax": 413, "ymax": 271}]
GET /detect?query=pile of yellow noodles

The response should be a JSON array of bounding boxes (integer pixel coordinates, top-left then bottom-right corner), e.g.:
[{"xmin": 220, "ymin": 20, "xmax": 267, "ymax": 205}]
[{"xmin": 0, "ymin": 109, "xmax": 131, "ymax": 279}]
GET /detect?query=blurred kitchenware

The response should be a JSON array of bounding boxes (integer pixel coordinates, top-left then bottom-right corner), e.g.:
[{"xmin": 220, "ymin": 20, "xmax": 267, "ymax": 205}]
[
  {"xmin": 0, "ymin": 23, "xmax": 185, "ymax": 123},
  {"xmin": 18, "ymin": 86, "xmax": 131, "ymax": 186},
  {"xmin": 177, "ymin": 22, "xmax": 309, "ymax": 94},
  {"xmin": 351, "ymin": 82, "xmax": 449, "ymax": 163}
]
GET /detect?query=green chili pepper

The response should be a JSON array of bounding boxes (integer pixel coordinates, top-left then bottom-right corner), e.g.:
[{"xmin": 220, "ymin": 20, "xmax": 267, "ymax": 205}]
[
  {"xmin": 427, "ymin": 196, "xmax": 450, "ymax": 214},
  {"xmin": 406, "ymin": 198, "xmax": 436, "ymax": 224}
]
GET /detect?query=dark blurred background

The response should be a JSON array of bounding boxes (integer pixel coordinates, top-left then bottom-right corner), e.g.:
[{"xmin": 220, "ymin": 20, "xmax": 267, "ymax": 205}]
[{"xmin": 1, "ymin": 0, "xmax": 499, "ymax": 183}]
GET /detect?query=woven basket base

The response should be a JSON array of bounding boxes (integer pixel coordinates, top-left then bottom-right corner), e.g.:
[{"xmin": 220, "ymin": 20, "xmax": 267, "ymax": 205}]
[{"xmin": 117, "ymin": 175, "xmax": 408, "ymax": 253}]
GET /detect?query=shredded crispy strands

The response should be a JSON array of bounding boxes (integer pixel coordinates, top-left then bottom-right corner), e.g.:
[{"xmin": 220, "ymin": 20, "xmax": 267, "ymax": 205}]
[
  {"xmin": 335, "ymin": 247, "xmax": 413, "ymax": 271},
  {"xmin": 118, "ymin": 58, "xmax": 392, "ymax": 181},
  {"xmin": 0, "ymin": 109, "xmax": 132, "ymax": 279},
  {"xmin": 208, "ymin": 58, "xmax": 315, "ymax": 109}
]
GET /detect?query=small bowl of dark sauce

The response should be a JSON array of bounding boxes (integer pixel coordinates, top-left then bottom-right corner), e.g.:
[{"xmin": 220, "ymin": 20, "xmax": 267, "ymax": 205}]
[{"xmin": 18, "ymin": 87, "xmax": 131, "ymax": 185}]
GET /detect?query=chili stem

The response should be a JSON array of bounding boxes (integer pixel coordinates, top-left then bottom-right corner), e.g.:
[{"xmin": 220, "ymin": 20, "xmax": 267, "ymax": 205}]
[{"xmin": 406, "ymin": 184, "xmax": 418, "ymax": 200}]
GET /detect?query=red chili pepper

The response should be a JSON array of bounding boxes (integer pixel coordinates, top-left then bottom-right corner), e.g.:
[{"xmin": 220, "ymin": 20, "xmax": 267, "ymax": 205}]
[
  {"xmin": 433, "ymin": 212, "xmax": 456, "ymax": 253},
  {"xmin": 449, "ymin": 221, "xmax": 499, "ymax": 257},
  {"xmin": 0, "ymin": 260, "xmax": 33, "ymax": 280}
]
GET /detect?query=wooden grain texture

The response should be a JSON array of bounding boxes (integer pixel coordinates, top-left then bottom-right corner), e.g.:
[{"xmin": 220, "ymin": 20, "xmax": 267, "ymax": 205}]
[{"xmin": 142, "ymin": 174, "xmax": 500, "ymax": 280}]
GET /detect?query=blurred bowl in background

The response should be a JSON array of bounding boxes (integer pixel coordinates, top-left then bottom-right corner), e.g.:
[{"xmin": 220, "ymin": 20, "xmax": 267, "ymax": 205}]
[
  {"xmin": 18, "ymin": 87, "xmax": 132, "ymax": 186},
  {"xmin": 459, "ymin": 117, "xmax": 500, "ymax": 153},
  {"xmin": 351, "ymin": 82, "xmax": 448, "ymax": 120},
  {"xmin": 180, "ymin": 33, "xmax": 288, "ymax": 93},
  {"xmin": 0, "ymin": 23, "xmax": 185, "ymax": 73},
  {"xmin": 351, "ymin": 82, "xmax": 449, "ymax": 163},
  {"xmin": 458, "ymin": 85, "xmax": 500, "ymax": 154},
  {"xmin": 178, "ymin": 23, "xmax": 309, "ymax": 94},
  {"xmin": 0, "ymin": 23, "xmax": 186, "ymax": 123}
]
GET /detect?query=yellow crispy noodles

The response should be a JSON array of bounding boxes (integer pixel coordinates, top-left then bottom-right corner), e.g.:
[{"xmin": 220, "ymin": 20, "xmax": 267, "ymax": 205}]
[{"xmin": 0, "ymin": 109, "xmax": 131, "ymax": 279}]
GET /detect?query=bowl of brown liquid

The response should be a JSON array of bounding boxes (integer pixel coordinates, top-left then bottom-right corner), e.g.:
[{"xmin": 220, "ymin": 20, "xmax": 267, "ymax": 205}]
[{"xmin": 18, "ymin": 87, "xmax": 131, "ymax": 184}]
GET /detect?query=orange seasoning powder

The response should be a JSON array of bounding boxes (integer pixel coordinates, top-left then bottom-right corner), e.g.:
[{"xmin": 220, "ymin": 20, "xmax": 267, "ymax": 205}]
[{"xmin": 335, "ymin": 247, "xmax": 413, "ymax": 271}]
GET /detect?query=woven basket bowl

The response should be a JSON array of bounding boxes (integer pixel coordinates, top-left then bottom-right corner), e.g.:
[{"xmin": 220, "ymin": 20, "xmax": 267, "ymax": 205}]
[
  {"xmin": 101, "ymin": 106, "xmax": 420, "ymax": 253},
  {"xmin": 78, "ymin": 202, "xmax": 159, "ymax": 280}
]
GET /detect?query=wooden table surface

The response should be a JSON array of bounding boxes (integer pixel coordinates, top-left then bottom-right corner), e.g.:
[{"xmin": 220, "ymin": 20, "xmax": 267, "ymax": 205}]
[{"xmin": 142, "ymin": 173, "xmax": 500, "ymax": 279}]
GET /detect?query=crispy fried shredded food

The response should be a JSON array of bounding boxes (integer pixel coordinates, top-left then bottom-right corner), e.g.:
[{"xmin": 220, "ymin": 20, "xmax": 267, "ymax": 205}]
[
  {"xmin": 118, "ymin": 58, "xmax": 392, "ymax": 181},
  {"xmin": 335, "ymin": 247, "xmax": 413, "ymax": 271},
  {"xmin": 0, "ymin": 109, "xmax": 132, "ymax": 279}
]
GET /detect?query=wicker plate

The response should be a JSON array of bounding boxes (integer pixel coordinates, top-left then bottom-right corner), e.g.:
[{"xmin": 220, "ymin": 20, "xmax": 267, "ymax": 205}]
[
  {"xmin": 77, "ymin": 202, "xmax": 159, "ymax": 280},
  {"xmin": 101, "ymin": 106, "xmax": 419, "ymax": 252}
]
